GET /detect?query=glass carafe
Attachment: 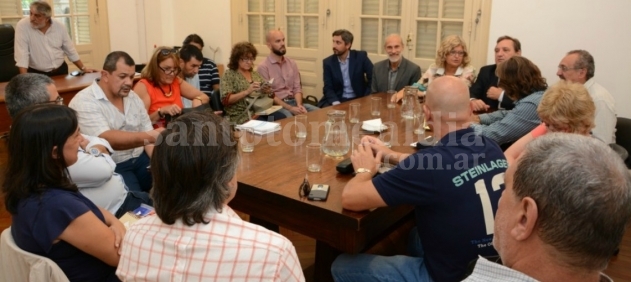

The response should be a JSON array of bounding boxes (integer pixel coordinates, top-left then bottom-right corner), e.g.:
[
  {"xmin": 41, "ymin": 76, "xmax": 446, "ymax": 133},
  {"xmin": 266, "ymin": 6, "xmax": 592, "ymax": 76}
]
[
  {"xmin": 322, "ymin": 110, "xmax": 350, "ymax": 158},
  {"xmin": 401, "ymin": 86, "xmax": 417, "ymax": 119}
]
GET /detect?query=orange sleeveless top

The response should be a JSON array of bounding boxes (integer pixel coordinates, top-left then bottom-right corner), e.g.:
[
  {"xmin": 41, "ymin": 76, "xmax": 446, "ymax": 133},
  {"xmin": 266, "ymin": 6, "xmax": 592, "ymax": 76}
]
[{"xmin": 139, "ymin": 78, "xmax": 183, "ymax": 115}]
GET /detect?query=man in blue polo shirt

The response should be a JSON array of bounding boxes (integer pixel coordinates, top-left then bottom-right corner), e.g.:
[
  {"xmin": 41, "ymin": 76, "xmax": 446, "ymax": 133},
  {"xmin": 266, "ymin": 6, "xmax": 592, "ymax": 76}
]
[{"xmin": 332, "ymin": 76, "xmax": 507, "ymax": 282}]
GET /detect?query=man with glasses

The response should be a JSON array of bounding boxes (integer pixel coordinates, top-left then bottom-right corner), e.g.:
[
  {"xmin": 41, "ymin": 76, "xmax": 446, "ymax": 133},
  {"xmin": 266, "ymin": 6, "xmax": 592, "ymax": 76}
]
[
  {"xmin": 14, "ymin": 1, "xmax": 96, "ymax": 76},
  {"xmin": 258, "ymin": 29, "xmax": 319, "ymax": 117},
  {"xmin": 470, "ymin": 36, "xmax": 521, "ymax": 112},
  {"xmin": 5, "ymin": 73, "xmax": 152, "ymax": 217},
  {"xmin": 556, "ymin": 50, "xmax": 616, "ymax": 143},
  {"xmin": 320, "ymin": 29, "xmax": 374, "ymax": 107},
  {"xmin": 70, "ymin": 51, "xmax": 164, "ymax": 193}
]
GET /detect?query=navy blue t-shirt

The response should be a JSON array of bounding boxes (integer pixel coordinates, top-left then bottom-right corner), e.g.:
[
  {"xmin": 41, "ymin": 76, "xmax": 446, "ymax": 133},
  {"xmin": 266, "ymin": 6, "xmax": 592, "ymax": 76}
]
[
  {"xmin": 11, "ymin": 188, "xmax": 119, "ymax": 282},
  {"xmin": 373, "ymin": 128, "xmax": 507, "ymax": 282}
]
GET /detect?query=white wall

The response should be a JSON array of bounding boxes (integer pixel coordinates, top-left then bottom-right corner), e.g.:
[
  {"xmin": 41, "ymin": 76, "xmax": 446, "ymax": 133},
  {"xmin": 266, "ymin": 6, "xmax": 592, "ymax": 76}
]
[
  {"xmin": 108, "ymin": 0, "xmax": 232, "ymax": 65},
  {"xmin": 488, "ymin": 0, "xmax": 631, "ymax": 118}
]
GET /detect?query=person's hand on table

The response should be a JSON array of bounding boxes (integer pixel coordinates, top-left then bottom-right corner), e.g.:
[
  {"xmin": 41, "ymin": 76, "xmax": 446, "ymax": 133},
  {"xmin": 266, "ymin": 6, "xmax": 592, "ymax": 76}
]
[
  {"xmin": 470, "ymin": 99, "xmax": 489, "ymax": 112},
  {"xmin": 486, "ymin": 86, "xmax": 503, "ymax": 100},
  {"xmin": 391, "ymin": 89, "xmax": 404, "ymax": 103},
  {"xmin": 350, "ymin": 138, "xmax": 382, "ymax": 176}
]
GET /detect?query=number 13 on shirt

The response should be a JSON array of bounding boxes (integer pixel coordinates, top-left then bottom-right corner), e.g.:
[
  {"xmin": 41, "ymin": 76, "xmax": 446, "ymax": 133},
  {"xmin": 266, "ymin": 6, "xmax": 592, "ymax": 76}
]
[{"xmin": 475, "ymin": 173, "xmax": 505, "ymax": 235}]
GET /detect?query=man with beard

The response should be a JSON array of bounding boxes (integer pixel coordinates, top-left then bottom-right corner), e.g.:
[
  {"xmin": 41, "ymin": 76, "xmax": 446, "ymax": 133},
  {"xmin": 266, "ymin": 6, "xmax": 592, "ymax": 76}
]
[
  {"xmin": 258, "ymin": 30, "xmax": 319, "ymax": 117},
  {"xmin": 178, "ymin": 45, "xmax": 204, "ymax": 108},
  {"xmin": 556, "ymin": 50, "xmax": 616, "ymax": 143},
  {"xmin": 14, "ymin": 1, "xmax": 96, "ymax": 76},
  {"xmin": 463, "ymin": 133, "xmax": 631, "ymax": 281},
  {"xmin": 320, "ymin": 29, "xmax": 373, "ymax": 107},
  {"xmin": 470, "ymin": 36, "xmax": 521, "ymax": 112},
  {"xmin": 371, "ymin": 34, "xmax": 421, "ymax": 93},
  {"xmin": 70, "ymin": 51, "xmax": 163, "ymax": 193}
]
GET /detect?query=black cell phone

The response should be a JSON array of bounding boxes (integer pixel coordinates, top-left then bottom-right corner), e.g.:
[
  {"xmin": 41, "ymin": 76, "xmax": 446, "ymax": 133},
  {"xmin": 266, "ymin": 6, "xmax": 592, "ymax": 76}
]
[{"xmin": 307, "ymin": 184, "xmax": 330, "ymax": 201}]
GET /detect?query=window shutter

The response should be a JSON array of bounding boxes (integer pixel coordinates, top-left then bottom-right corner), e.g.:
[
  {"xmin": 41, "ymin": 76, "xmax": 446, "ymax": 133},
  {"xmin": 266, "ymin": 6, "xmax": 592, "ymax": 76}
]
[
  {"xmin": 287, "ymin": 0, "xmax": 319, "ymax": 49},
  {"xmin": 442, "ymin": 0, "xmax": 464, "ymax": 19},
  {"xmin": 0, "ymin": 0, "xmax": 20, "ymax": 16},
  {"xmin": 304, "ymin": 16, "xmax": 318, "ymax": 48},
  {"xmin": 287, "ymin": 16, "xmax": 301, "ymax": 47},
  {"xmin": 360, "ymin": 0, "xmax": 401, "ymax": 54},
  {"xmin": 248, "ymin": 15, "xmax": 262, "ymax": 44},
  {"xmin": 414, "ymin": 0, "xmax": 465, "ymax": 60}
]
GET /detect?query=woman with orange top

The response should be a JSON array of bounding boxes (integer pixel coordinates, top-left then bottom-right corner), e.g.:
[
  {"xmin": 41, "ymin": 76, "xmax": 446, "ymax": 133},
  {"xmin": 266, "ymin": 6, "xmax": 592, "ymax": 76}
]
[{"xmin": 133, "ymin": 47, "xmax": 210, "ymax": 128}]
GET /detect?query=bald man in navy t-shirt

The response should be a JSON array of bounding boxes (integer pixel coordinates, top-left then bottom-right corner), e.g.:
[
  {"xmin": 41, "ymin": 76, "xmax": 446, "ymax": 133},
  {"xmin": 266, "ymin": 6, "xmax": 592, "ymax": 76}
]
[{"xmin": 332, "ymin": 76, "xmax": 507, "ymax": 282}]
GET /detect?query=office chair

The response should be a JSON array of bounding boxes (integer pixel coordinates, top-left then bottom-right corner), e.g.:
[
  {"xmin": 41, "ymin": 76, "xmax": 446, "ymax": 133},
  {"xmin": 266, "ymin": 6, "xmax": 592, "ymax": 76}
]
[{"xmin": 0, "ymin": 24, "xmax": 20, "ymax": 82}]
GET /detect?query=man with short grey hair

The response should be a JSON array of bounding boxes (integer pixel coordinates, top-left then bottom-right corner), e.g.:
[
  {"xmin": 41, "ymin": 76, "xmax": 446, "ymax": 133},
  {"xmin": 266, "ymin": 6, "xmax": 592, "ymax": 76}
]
[
  {"xmin": 14, "ymin": 1, "xmax": 96, "ymax": 76},
  {"xmin": 4, "ymin": 73, "xmax": 152, "ymax": 217},
  {"xmin": 371, "ymin": 34, "xmax": 421, "ymax": 93},
  {"xmin": 464, "ymin": 133, "xmax": 631, "ymax": 281},
  {"xmin": 556, "ymin": 50, "xmax": 616, "ymax": 143}
]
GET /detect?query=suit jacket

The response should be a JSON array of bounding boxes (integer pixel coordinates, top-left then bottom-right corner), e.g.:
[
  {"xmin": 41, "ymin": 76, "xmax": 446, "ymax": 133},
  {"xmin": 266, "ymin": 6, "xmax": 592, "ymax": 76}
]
[
  {"xmin": 320, "ymin": 50, "xmax": 373, "ymax": 107},
  {"xmin": 371, "ymin": 57, "xmax": 421, "ymax": 93},
  {"xmin": 469, "ymin": 64, "xmax": 514, "ymax": 110}
]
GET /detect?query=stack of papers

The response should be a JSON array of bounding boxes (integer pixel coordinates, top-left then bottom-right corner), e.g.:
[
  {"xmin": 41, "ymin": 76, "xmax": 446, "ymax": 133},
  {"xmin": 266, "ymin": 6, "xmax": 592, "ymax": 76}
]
[
  {"xmin": 236, "ymin": 120, "xmax": 281, "ymax": 135},
  {"xmin": 362, "ymin": 118, "xmax": 388, "ymax": 132}
]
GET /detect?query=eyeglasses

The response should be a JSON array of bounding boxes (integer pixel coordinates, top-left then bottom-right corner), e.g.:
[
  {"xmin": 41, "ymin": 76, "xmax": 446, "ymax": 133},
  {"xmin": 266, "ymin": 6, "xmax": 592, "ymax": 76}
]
[
  {"xmin": 158, "ymin": 66, "xmax": 181, "ymax": 75},
  {"xmin": 240, "ymin": 57, "xmax": 255, "ymax": 62},
  {"xmin": 557, "ymin": 65, "xmax": 581, "ymax": 72},
  {"xmin": 298, "ymin": 174, "xmax": 311, "ymax": 198},
  {"xmin": 449, "ymin": 50, "xmax": 465, "ymax": 57},
  {"xmin": 159, "ymin": 49, "xmax": 178, "ymax": 56},
  {"xmin": 41, "ymin": 96, "xmax": 63, "ymax": 105}
]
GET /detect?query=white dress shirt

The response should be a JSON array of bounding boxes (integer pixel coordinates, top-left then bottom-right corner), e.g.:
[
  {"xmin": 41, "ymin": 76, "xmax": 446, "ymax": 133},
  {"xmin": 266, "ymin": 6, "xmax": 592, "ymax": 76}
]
[
  {"xmin": 14, "ymin": 17, "xmax": 80, "ymax": 72},
  {"xmin": 69, "ymin": 80, "xmax": 153, "ymax": 163},
  {"xmin": 584, "ymin": 78, "xmax": 617, "ymax": 144},
  {"xmin": 68, "ymin": 134, "xmax": 128, "ymax": 215}
]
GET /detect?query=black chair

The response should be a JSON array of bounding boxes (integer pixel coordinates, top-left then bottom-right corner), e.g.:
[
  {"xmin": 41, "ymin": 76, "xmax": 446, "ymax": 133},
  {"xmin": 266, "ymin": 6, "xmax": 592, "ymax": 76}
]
[
  {"xmin": 210, "ymin": 88, "xmax": 224, "ymax": 116},
  {"xmin": 615, "ymin": 117, "xmax": 631, "ymax": 168},
  {"xmin": 0, "ymin": 24, "xmax": 19, "ymax": 82}
]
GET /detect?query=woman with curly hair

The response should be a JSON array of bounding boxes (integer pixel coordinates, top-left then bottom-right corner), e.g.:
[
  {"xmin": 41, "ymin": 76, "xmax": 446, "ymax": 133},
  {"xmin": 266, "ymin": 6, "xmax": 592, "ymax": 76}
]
[
  {"xmin": 220, "ymin": 41, "xmax": 286, "ymax": 125},
  {"xmin": 393, "ymin": 35, "xmax": 475, "ymax": 102},
  {"xmin": 471, "ymin": 56, "xmax": 548, "ymax": 146},
  {"xmin": 504, "ymin": 80, "xmax": 595, "ymax": 164}
]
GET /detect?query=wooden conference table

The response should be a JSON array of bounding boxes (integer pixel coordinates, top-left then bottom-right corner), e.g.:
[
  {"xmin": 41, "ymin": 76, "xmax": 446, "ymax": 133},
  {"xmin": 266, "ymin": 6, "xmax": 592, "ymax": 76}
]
[
  {"xmin": 229, "ymin": 93, "xmax": 424, "ymax": 281},
  {"xmin": 0, "ymin": 72, "xmax": 101, "ymax": 132}
]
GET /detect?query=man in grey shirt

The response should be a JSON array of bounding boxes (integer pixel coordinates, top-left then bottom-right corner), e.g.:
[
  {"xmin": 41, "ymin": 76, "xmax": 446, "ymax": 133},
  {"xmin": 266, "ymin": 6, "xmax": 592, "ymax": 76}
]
[{"xmin": 371, "ymin": 34, "xmax": 421, "ymax": 93}]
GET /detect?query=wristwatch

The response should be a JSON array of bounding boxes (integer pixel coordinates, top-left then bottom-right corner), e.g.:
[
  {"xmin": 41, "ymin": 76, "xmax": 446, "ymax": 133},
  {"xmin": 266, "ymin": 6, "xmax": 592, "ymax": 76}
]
[
  {"xmin": 89, "ymin": 147, "xmax": 102, "ymax": 157},
  {"xmin": 355, "ymin": 168, "xmax": 371, "ymax": 174}
]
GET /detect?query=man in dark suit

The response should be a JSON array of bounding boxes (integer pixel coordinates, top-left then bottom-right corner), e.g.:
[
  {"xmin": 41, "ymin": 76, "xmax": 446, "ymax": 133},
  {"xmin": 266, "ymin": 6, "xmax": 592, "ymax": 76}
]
[
  {"xmin": 470, "ymin": 36, "xmax": 521, "ymax": 111},
  {"xmin": 371, "ymin": 34, "xmax": 421, "ymax": 93},
  {"xmin": 320, "ymin": 29, "xmax": 373, "ymax": 107}
]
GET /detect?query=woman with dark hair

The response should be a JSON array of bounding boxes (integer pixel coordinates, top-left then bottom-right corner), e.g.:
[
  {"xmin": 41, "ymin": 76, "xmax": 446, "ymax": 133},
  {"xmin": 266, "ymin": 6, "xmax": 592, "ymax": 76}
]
[
  {"xmin": 3, "ymin": 104, "xmax": 124, "ymax": 281},
  {"xmin": 134, "ymin": 46, "xmax": 210, "ymax": 128},
  {"xmin": 220, "ymin": 41, "xmax": 286, "ymax": 125},
  {"xmin": 117, "ymin": 111, "xmax": 304, "ymax": 281},
  {"xmin": 471, "ymin": 56, "xmax": 548, "ymax": 146}
]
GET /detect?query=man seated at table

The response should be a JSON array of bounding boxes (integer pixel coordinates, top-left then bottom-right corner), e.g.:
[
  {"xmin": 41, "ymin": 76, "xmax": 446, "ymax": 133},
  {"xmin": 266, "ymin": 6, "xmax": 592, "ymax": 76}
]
[
  {"xmin": 117, "ymin": 111, "xmax": 305, "ymax": 281},
  {"xmin": 371, "ymin": 34, "xmax": 421, "ymax": 93},
  {"xmin": 70, "ymin": 51, "xmax": 163, "ymax": 193},
  {"xmin": 320, "ymin": 29, "xmax": 373, "ymax": 107},
  {"xmin": 182, "ymin": 34, "xmax": 221, "ymax": 95},
  {"xmin": 463, "ymin": 133, "xmax": 631, "ymax": 281},
  {"xmin": 5, "ymin": 73, "xmax": 152, "ymax": 217},
  {"xmin": 258, "ymin": 29, "xmax": 319, "ymax": 117},
  {"xmin": 178, "ymin": 44, "xmax": 204, "ymax": 108},
  {"xmin": 469, "ymin": 35, "xmax": 521, "ymax": 111},
  {"xmin": 331, "ymin": 76, "xmax": 507, "ymax": 282}
]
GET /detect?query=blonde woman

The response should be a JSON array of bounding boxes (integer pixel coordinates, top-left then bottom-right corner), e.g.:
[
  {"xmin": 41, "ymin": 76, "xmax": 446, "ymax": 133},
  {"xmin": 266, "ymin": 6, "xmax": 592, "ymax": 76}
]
[
  {"xmin": 392, "ymin": 35, "xmax": 475, "ymax": 102},
  {"xmin": 505, "ymin": 80, "xmax": 595, "ymax": 164}
]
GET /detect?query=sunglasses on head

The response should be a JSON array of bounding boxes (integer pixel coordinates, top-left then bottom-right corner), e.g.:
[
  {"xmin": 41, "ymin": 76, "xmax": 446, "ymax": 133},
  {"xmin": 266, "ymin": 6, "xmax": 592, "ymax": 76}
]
[{"xmin": 159, "ymin": 48, "xmax": 178, "ymax": 56}]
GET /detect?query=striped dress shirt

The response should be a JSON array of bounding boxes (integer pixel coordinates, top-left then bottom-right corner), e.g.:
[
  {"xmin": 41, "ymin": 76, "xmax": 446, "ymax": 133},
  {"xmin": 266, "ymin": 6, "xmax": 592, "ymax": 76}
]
[
  {"xmin": 198, "ymin": 57, "xmax": 220, "ymax": 96},
  {"xmin": 116, "ymin": 205, "xmax": 305, "ymax": 282},
  {"xmin": 472, "ymin": 90, "xmax": 544, "ymax": 145},
  {"xmin": 14, "ymin": 17, "xmax": 80, "ymax": 72}
]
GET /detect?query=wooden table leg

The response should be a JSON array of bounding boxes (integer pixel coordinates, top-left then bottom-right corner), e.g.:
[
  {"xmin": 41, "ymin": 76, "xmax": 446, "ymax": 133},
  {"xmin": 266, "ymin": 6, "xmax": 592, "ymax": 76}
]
[
  {"xmin": 314, "ymin": 240, "xmax": 341, "ymax": 282},
  {"xmin": 249, "ymin": 216, "xmax": 280, "ymax": 233}
]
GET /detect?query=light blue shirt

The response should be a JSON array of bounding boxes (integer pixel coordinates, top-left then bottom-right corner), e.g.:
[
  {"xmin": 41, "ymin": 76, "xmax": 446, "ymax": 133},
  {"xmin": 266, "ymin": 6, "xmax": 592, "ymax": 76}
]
[
  {"xmin": 182, "ymin": 74, "xmax": 200, "ymax": 108},
  {"xmin": 339, "ymin": 55, "xmax": 355, "ymax": 99}
]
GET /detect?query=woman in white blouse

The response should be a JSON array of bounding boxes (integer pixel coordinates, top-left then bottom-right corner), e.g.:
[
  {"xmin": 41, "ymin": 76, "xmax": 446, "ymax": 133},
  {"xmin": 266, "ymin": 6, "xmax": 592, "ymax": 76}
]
[{"xmin": 392, "ymin": 35, "xmax": 475, "ymax": 102}]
